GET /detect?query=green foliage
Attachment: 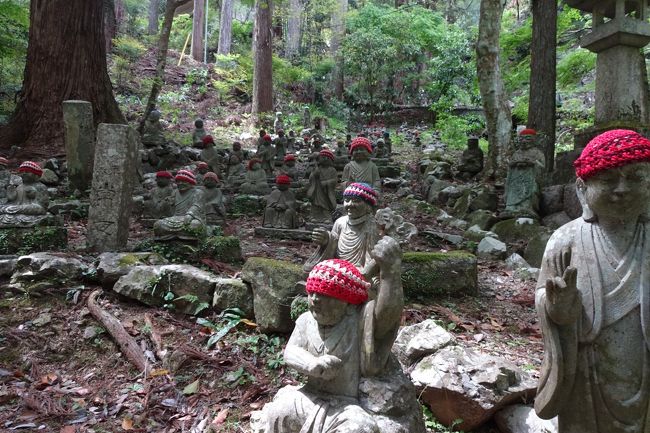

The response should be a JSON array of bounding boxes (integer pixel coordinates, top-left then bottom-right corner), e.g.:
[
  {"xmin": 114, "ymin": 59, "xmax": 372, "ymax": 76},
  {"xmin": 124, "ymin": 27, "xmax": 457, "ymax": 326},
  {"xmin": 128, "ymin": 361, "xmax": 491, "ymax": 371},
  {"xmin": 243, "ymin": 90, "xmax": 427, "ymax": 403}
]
[
  {"xmin": 437, "ymin": 113, "xmax": 484, "ymax": 149},
  {"xmin": 0, "ymin": 227, "xmax": 68, "ymax": 255},
  {"xmin": 112, "ymin": 36, "xmax": 147, "ymax": 61},
  {"xmin": 212, "ymin": 53, "xmax": 254, "ymax": 100},
  {"xmin": 0, "ymin": 0, "xmax": 28, "ymax": 117},
  {"xmin": 168, "ymin": 14, "xmax": 193, "ymax": 52},
  {"xmin": 422, "ymin": 405, "xmax": 465, "ymax": 433},
  {"xmin": 123, "ymin": 0, "xmax": 149, "ymax": 36},
  {"xmin": 290, "ymin": 296, "xmax": 309, "ymax": 321},
  {"xmin": 197, "ymin": 308, "xmax": 246, "ymax": 348},
  {"xmin": 557, "ymin": 50, "xmax": 596, "ymax": 90}
]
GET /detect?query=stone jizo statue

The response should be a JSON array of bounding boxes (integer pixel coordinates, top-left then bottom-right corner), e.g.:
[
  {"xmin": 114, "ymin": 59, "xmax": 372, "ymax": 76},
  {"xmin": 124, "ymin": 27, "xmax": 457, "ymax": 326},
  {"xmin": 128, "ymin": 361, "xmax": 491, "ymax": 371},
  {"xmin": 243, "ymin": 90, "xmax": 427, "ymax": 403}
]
[
  {"xmin": 274, "ymin": 130, "xmax": 288, "ymax": 161},
  {"xmin": 143, "ymin": 171, "xmax": 175, "ymax": 219},
  {"xmin": 382, "ymin": 131, "xmax": 392, "ymax": 154},
  {"xmin": 307, "ymin": 149, "xmax": 338, "ymax": 224},
  {"xmin": 192, "ymin": 118, "xmax": 207, "ymax": 148},
  {"xmin": 153, "ymin": 169, "xmax": 206, "ymax": 240},
  {"xmin": 202, "ymin": 172, "xmax": 226, "ymax": 225},
  {"xmin": 535, "ymin": 129, "xmax": 650, "ymax": 433},
  {"xmin": 240, "ymin": 159, "xmax": 271, "ymax": 195},
  {"xmin": 200, "ymin": 135, "xmax": 222, "ymax": 176},
  {"xmin": 257, "ymin": 134, "xmax": 275, "ymax": 175},
  {"xmin": 342, "ymin": 137, "xmax": 381, "ymax": 191},
  {"xmin": 457, "ymin": 137, "xmax": 484, "ymax": 180},
  {"xmin": 504, "ymin": 129, "xmax": 545, "ymax": 218},
  {"xmin": 141, "ymin": 109, "xmax": 166, "ymax": 147},
  {"xmin": 0, "ymin": 161, "xmax": 51, "ymax": 228},
  {"xmin": 274, "ymin": 112, "xmax": 284, "ymax": 134},
  {"xmin": 226, "ymin": 141, "xmax": 246, "ymax": 180},
  {"xmin": 196, "ymin": 161, "xmax": 209, "ymax": 185},
  {"xmin": 373, "ymin": 139, "xmax": 390, "ymax": 159},
  {"xmin": 262, "ymin": 174, "xmax": 299, "ymax": 229},
  {"xmin": 280, "ymin": 154, "xmax": 299, "ymax": 181}
]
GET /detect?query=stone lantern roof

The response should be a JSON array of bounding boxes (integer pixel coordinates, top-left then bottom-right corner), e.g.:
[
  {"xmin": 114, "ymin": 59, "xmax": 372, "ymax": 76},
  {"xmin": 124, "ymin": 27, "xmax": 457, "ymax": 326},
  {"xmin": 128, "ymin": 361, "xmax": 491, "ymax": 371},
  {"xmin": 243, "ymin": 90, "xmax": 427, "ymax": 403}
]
[{"xmin": 566, "ymin": 0, "xmax": 648, "ymax": 19}]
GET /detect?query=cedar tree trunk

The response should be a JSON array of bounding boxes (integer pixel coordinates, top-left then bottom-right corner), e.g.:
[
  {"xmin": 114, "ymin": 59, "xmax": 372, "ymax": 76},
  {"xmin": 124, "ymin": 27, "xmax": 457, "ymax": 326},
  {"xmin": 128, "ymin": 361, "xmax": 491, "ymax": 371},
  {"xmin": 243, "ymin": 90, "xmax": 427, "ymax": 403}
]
[
  {"xmin": 148, "ymin": 0, "xmax": 161, "ymax": 35},
  {"xmin": 191, "ymin": 0, "xmax": 205, "ymax": 62},
  {"xmin": 0, "ymin": 0, "xmax": 125, "ymax": 158},
  {"xmin": 528, "ymin": 0, "xmax": 557, "ymax": 171},
  {"xmin": 217, "ymin": 0, "xmax": 234, "ymax": 55},
  {"xmin": 252, "ymin": 0, "xmax": 273, "ymax": 114},
  {"xmin": 285, "ymin": 0, "xmax": 301, "ymax": 58},
  {"xmin": 331, "ymin": 0, "xmax": 347, "ymax": 99}
]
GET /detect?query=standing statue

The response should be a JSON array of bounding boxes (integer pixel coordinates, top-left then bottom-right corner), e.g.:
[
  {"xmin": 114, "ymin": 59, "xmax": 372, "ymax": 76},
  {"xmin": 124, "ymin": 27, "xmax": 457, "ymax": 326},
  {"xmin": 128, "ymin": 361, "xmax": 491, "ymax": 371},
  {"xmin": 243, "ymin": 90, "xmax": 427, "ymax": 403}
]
[
  {"xmin": 200, "ymin": 135, "xmax": 222, "ymax": 176},
  {"xmin": 382, "ymin": 131, "xmax": 392, "ymax": 154},
  {"xmin": 0, "ymin": 161, "xmax": 51, "ymax": 228},
  {"xmin": 256, "ymin": 237, "xmax": 408, "ymax": 433},
  {"xmin": 192, "ymin": 119, "xmax": 207, "ymax": 148},
  {"xmin": 535, "ymin": 129, "xmax": 650, "ymax": 433},
  {"xmin": 141, "ymin": 109, "xmax": 166, "ymax": 147},
  {"xmin": 257, "ymin": 134, "xmax": 275, "ymax": 175},
  {"xmin": 303, "ymin": 106, "xmax": 311, "ymax": 129},
  {"xmin": 342, "ymin": 137, "xmax": 381, "ymax": 190},
  {"xmin": 373, "ymin": 139, "xmax": 390, "ymax": 159},
  {"xmin": 226, "ymin": 141, "xmax": 246, "ymax": 180},
  {"xmin": 457, "ymin": 137, "xmax": 484, "ymax": 180},
  {"xmin": 307, "ymin": 149, "xmax": 338, "ymax": 223},
  {"xmin": 287, "ymin": 130, "xmax": 296, "ymax": 153},
  {"xmin": 240, "ymin": 159, "xmax": 271, "ymax": 195},
  {"xmin": 274, "ymin": 112, "xmax": 284, "ymax": 134},
  {"xmin": 143, "ymin": 171, "xmax": 175, "ymax": 219},
  {"xmin": 280, "ymin": 154, "xmax": 299, "ymax": 181},
  {"xmin": 262, "ymin": 175, "xmax": 299, "ymax": 229},
  {"xmin": 195, "ymin": 162, "xmax": 209, "ymax": 185},
  {"xmin": 274, "ymin": 130, "xmax": 288, "ymax": 161},
  {"xmin": 153, "ymin": 170, "xmax": 206, "ymax": 240},
  {"xmin": 202, "ymin": 172, "xmax": 226, "ymax": 225},
  {"xmin": 503, "ymin": 129, "xmax": 545, "ymax": 218}
]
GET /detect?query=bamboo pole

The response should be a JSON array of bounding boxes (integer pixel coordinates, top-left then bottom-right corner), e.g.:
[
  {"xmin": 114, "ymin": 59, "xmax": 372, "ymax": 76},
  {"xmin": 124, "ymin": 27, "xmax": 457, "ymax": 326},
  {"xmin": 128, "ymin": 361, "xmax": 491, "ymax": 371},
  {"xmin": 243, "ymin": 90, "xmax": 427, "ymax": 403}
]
[{"xmin": 178, "ymin": 32, "xmax": 192, "ymax": 66}]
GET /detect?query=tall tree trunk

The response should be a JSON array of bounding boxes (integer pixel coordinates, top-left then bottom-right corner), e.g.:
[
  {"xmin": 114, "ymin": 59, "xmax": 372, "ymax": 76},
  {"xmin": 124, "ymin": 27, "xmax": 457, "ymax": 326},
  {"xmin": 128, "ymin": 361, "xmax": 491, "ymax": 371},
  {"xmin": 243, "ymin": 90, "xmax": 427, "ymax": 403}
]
[
  {"xmin": 285, "ymin": 0, "xmax": 301, "ymax": 58},
  {"xmin": 217, "ymin": 0, "xmax": 234, "ymax": 55},
  {"xmin": 191, "ymin": 0, "xmax": 205, "ymax": 62},
  {"xmin": 476, "ymin": 0, "xmax": 512, "ymax": 180},
  {"xmin": 331, "ymin": 0, "xmax": 347, "ymax": 99},
  {"xmin": 104, "ymin": 0, "xmax": 117, "ymax": 52},
  {"xmin": 115, "ymin": 0, "xmax": 125, "ymax": 25},
  {"xmin": 0, "ymin": 0, "xmax": 125, "ymax": 157},
  {"xmin": 139, "ymin": 0, "xmax": 193, "ymax": 133},
  {"xmin": 252, "ymin": 0, "xmax": 273, "ymax": 114},
  {"xmin": 148, "ymin": 0, "xmax": 160, "ymax": 35},
  {"xmin": 528, "ymin": 0, "xmax": 557, "ymax": 171}
]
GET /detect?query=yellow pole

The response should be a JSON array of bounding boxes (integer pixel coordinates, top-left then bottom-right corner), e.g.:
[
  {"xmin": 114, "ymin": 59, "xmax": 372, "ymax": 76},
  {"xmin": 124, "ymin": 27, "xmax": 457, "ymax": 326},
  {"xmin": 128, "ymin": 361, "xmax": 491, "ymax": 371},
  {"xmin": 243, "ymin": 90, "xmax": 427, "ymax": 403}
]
[{"xmin": 178, "ymin": 32, "xmax": 192, "ymax": 66}]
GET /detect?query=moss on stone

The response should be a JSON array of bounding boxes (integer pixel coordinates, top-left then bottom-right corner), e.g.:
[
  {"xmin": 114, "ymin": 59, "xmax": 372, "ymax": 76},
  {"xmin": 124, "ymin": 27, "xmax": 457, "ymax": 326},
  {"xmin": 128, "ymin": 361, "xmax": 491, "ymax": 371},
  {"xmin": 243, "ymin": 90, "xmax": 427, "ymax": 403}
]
[
  {"xmin": 403, "ymin": 251, "xmax": 475, "ymax": 263},
  {"xmin": 0, "ymin": 226, "xmax": 67, "ymax": 255},
  {"xmin": 244, "ymin": 256, "xmax": 302, "ymax": 273},
  {"xmin": 200, "ymin": 236, "xmax": 242, "ymax": 263},
  {"xmin": 117, "ymin": 254, "xmax": 143, "ymax": 266}
]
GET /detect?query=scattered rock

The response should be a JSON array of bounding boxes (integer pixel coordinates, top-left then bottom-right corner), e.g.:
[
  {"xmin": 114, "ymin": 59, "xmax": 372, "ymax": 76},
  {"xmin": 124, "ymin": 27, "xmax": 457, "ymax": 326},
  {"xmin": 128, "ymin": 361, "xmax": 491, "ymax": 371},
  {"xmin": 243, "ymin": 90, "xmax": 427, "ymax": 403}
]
[
  {"xmin": 464, "ymin": 225, "xmax": 498, "ymax": 243},
  {"xmin": 40, "ymin": 169, "xmax": 60, "ymax": 186},
  {"xmin": 393, "ymin": 319, "xmax": 455, "ymax": 368},
  {"xmin": 514, "ymin": 267, "xmax": 540, "ymax": 281},
  {"xmin": 466, "ymin": 210, "xmax": 498, "ymax": 231},
  {"xmin": 540, "ymin": 185, "xmax": 564, "ymax": 216},
  {"xmin": 494, "ymin": 405, "xmax": 558, "ymax": 433},
  {"xmin": 96, "ymin": 252, "xmax": 167, "ymax": 287},
  {"xmin": 491, "ymin": 218, "xmax": 551, "ymax": 245},
  {"xmin": 523, "ymin": 231, "xmax": 553, "ymax": 268},
  {"xmin": 11, "ymin": 252, "xmax": 88, "ymax": 291},
  {"xmin": 421, "ymin": 231, "xmax": 464, "ymax": 247},
  {"xmin": 505, "ymin": 253, "xmax": 530, "ymax": 271},
  {"xmin": 401, "ymin": 251, "xmax": 478, "ymax": 300},
  {"xmin": 563, "ymin": 183, "xmax": 581, "ymax": 219},
  {"xmin": 212, "ymin": 278, "xmax": 254, "ymax": 319},
  {"xmin": 0, "ymin": 255, "xmax": 18, "ymax": 277},
  {"xmin": 477, "ymin": 237, "xmax": 507, "ymax": 260}
]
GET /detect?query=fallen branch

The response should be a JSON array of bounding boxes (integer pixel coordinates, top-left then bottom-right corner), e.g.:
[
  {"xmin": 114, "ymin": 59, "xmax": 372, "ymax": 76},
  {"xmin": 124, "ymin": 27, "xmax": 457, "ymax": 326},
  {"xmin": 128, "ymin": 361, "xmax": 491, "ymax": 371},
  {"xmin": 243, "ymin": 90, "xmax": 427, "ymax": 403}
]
[
  {"xmin": 144, "ymin": 313, "xmax": 165, "ymax": 360},
  {"xmin": 87, "ymin": 290, "xmax": 150, "ymax": 376}
]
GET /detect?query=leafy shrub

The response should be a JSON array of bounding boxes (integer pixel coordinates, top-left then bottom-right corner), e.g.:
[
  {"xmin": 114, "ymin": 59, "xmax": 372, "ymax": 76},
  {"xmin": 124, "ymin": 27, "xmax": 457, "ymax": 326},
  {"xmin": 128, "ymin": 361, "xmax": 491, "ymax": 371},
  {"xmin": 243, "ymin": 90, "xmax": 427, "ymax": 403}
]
[
  {"xmin": 557, "ymin": 50, "xmax": 596, "ymax": 89},
  {"xmin": 113, "ymin": 36, "xmax": 146, "ymax": 61},
  {"xmin": 212, "ymin": 53, "xmax": 254, "ymax": 100}
]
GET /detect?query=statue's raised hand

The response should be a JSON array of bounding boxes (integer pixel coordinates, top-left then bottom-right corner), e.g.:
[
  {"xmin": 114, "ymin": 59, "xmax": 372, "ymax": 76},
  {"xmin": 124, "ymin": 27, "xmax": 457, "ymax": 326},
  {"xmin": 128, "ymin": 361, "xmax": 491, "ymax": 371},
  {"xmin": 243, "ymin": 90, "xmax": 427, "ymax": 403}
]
[
  {"xmin": 544, "ymin": 249, "xmax": 580, "ymax": 325},
  {"xmin": 311, "ymin": 227, "xmax": 329, "ymax": 246},
  {"xmin": 370, "ymin": 236, "xmax": 401, "ymax": 272}
]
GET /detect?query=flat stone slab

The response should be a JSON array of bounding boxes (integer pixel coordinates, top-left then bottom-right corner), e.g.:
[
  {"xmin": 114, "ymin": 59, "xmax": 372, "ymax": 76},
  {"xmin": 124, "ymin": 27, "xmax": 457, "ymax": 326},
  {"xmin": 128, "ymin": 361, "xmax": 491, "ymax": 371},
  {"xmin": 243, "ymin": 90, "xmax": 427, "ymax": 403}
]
[
  {"xmin": 254, "ymin": 227, "xmax": 312, "ymax": 241},
  {"xmin": 304, "ymin": 222, "xmax": 333, "ymax": 232}
]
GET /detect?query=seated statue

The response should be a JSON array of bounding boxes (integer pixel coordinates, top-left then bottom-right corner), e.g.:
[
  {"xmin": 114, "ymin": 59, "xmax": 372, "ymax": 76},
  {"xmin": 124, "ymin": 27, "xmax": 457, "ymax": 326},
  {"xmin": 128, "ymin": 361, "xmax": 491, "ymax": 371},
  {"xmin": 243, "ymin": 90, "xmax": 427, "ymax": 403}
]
[
  {"xmin": 280, "ymin": 154, "xmax": 299, "ymax": 181},
  {"xmin": 240, "ymin": 159, "xmax": 271, "ymax": 195},
  {"xmin": 307, "ymin": 149, "xmax": 338, "ymax": 223},
  {"xmin": 143, "ymin": 171, "xmax": 175, "ymax": 219},
  {"xmin": 257, "ymin": 135, "xmax": 275, "ymax": 175},
  {"xmin": 373, "ymin": 139, "xmax": 390, "ymax": 159},
  {"xmin": 457, "ymin": 137, "xmax": 484, "ymax": 180},
  {"xmin": 225, "ymin": 141, "xmax": 246, "ymax": 181},
  {"xmin": 192, "ymin": 118, "xmax": 207, "ymax": 148},
  {"xmin": 382, "ymin": 131, "xmax": 392, "ymax": 154},
  {"xmin": 153, "ymin": 170, "xmax": 206, "ymax": 240},
  {"xmin": 0, "ymin": 161, "xmax": 52, "ymax": 228},
  {"xmin": 202, "ymin": 172, "xmax": 226, "ymax": 225},
  {"xmin": 141, "ymin": 109, "xmax": 166, "ymax": 148},
  {"xmin": 262, "ymin": 175, "xmax": 299, "ymax": 229},
  {"xmin": 342, "ymin": 137, "xmax": 381, "ymax": 191},
  {"xmin": 256, "ymin": 238, "xmax": 409, "ymax": 433},
  {"xmin": 535, "ymin": 129, "xmax": 650, "ymax": 433},
  {"xmin": 504, "ymin": 129, "xmax": 545, "ymax": 218},
  {"xmin": 334, "ymin": 139, "xmax": 349, "ymax": 171},
  {"xmin": 200, "ymin": 135, "xmax": 223, "ymax": 176}
]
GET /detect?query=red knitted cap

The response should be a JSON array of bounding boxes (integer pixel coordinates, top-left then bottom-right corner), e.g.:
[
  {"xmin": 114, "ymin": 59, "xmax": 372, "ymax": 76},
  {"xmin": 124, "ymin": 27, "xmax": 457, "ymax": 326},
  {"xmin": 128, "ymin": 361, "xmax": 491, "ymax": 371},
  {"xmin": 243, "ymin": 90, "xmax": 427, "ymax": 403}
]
[
  {"xmin": 276, "ymin": 174, "xmax": 292, "ymax": 185},
  {"xmin": 319, "ymin": 149, "xmax": 335, "ymax": 160},
  {"xmin": 264, "ymin": 134, "xmax": 272, "ymax": 142},
  {"xmin": 19, "ymin": 161, "xmax": 42, "ymax": 177},
  {"xmin": 175, "ymin": 169, "xmax": 197, "ymax": 185},
  {"xmin": 520, "ymin": 128, "xmax": 537, "ymax": 136},
  {"xmin": 197, "ymin": 161, "xmax": 209, "ymax": 170},
  {"xmin": 203, "ymin": 135, "xmax": 214, "ymax": 144},
  {"xmin": 284, "ymin": 154, "xmax": 296, "ymax": 162},
  {"xmin": 203, "ymin": 171, "xmax": 219, "ymax": 182},
  {"xmin": 343, "ymin": 182, "xmax": 378, "ymax": 206},
  {"xmin": 350, "ymin": 137, "xmax": 372, "ymax": 155},
  {"xmin": 156, "ymin": 171, "xmax": 173, "ymax": 179},
  {"xmin": 306, "ymin": 259, "xmax": 370, "ymax": 305},
  {"xmin": 248, "ymin": 158, "xmax": 262, "ymax": 170},
  {"xmin": 574, "ymin": 129, "xmax": 650, "ymax": 180}
]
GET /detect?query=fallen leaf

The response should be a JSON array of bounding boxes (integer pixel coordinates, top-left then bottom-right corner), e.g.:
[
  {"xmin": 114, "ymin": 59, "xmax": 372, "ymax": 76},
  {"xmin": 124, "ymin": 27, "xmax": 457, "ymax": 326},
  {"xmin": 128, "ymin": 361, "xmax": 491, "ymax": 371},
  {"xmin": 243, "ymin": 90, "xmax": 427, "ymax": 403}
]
[
  {"xmin": 213, "ymin": 408, "xmax": 229, "ymax": 424},
  {"xmin": 149, "ymin": 369, "xmax": 169, "ymax": 377},
  {"xmin": 60, "ymin": 426, "xmax": 76, "ymax": 433},
  {"xmin": 240, "ymin": 319, "xmax": 257, "ymax": 327},
  {"xmin": 183, "ymin": 379, "xmax": 200, "ymax": 395},
  {"xmin": 122, "ymin": 416, "xmax": 134, "ymax": 430}
]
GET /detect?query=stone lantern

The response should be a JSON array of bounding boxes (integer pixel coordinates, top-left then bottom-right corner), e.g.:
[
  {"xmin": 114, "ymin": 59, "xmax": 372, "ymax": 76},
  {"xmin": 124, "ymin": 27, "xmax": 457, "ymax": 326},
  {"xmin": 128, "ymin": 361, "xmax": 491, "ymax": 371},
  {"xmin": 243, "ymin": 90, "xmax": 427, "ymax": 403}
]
[{"xmin": 566, "ymin": 0, "xmax": 650, "ymax": 127}]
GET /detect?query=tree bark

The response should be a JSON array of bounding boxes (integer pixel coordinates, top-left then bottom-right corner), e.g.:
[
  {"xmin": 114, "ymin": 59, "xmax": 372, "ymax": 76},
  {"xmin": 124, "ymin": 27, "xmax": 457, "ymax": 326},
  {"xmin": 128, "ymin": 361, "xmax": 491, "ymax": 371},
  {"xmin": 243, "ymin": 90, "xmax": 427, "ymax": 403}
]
[
  {"xmin": 528, "ymin": 0, "xmax": 557, "ymax": 171},
  {"xmin": 217, "ymin": 0, "xmax": 234, "ymax": 55},
  {"xmin": 104, "ymin": 0, "xmax": 117, "ymax": 52},
  {"xmin": 148, "ymin": 0, "xmax": 161, "ymax": 35},
  {"xmin": 476, "ymin": 0, "xmax": 512, "ymax": 180},
  {"xmin": 191, "ymin": 0, "xmax": 205, "ymax": 62},
  {"xmin": 139, "ymin": 0, "xmax": 193, "ymax": 133},
  {"xmin": 0, "ymin": 0, "xmax": 125, "ymax": 158},
  {"xmin": 285, "ymin": 0, "xmax": 301, "ymax": 58},
  {"xmin": 252, "ymin": 0, "xmax": 274, "ymax": 114},
  {"xmin": 331, "ymin": 0, "xmax": 348, "ymax": 99}
]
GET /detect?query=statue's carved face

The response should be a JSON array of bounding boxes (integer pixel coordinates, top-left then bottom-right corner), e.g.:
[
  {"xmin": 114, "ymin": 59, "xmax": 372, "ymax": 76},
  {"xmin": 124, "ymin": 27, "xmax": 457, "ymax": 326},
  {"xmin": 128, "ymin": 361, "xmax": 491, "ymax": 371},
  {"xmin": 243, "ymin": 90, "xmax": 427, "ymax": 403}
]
[
  {"xmin": 204, "ymin": 178, "xmax": 217, "ymax": 189},
  {"xmin": 156, "ymin": 177, "xmax": 171, "ymax": 188},
  {"xmin": 343, "ymin": 197, "xmax": 371, "ymax": 219},
  {"xmin": 277, "ymin": 183, "xmax": 290, "ymax": 191},
  {"xmin": 285, "ymin": 160, "xmax": 295, "ymax": 168},
  {"xmin": 20, "ymin": 172, "xmax": 38, "ymax": 184},
  {"xmin": 308, "ymin": 292, "xmax": 348, "ymax": 326},
  {"xmin": 318, "ymin": 156, "xmax": 332, "ymax": 166},
  {"xmin": 352, "ymin": 147, "xmax": 369, "ymax": 162},
  {"xmin": 581, "ymin": 162, "xmax": 650, "ymax": 220}
]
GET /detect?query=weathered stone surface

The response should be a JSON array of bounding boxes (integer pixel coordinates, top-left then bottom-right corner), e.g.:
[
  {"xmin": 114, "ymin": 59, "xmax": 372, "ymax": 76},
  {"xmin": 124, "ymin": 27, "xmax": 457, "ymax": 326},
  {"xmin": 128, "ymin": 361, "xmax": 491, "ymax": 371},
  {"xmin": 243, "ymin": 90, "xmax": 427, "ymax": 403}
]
[
  {"xmin": 494, "ymin": 405, "xmax": 558, "ymax": 433},
  {"xmin": 113, "ymin": 264, "xmax": 218, "ymax": 315},
  {"xmin": 40, "ymin": 169, "xmax": 60, "ymax": 186},
  {"xmin": 491, "ymin": 218, "xmax": 550, "ymax": 245},
  {"xmin": 96, "ymin": 252, "xmax": 167, "ymax": 287},
  {"xmin": 87, "ymin": 124, "xmax": 137, "ymax": 251},
  {"xmin": 505, "ymin": 253, "xmax": 530, "ymax": 270},
  {"xmin": 10, "ymin": 252, "xmax": 88, "ymax": 290},
  {"xmin": 514, "ymin": 267, "xmax": 540, "ymax": 281},
  {"xmin": 48, "ymin": 200, "xmax": 88, "ymax": 217},
  {"xmin": 477, "ymin": 237, "xmax": 507, "ymax": 260},
  {"xmin": 401, "ymin": 251, "xmax": 478, "ymax": 300},
  {"xmin": 542, "ymin": 211, "xmax": 572, "ymax": 230},
  {"xmin": 562, "ymin": 183, "xmax": 581, "ymax": 219},
  {"xmin": 241, "ymin": 257, "xmax": 304, "ymax": 333},
  {"xmin": 63, "ymin": 100, "xmax": 95, "ymax": 193},
  {"xmin": 466, "ymin": 210, "xmax": 498, "ymax": 231},
  {"xmin": 0, "ymin": 255, "xmax": 18, "ymax": 277},
  {"xmin": 523, "ymin": 231, "xmax": 552, "ymax": 268},
  {"xmin": 254, "ymin": 227, "xmax": 312, "ymax": 241},
  {"xmin": 421, "ymin": 230, "xmax": 464, "ymax": 246},
  {"xmin": 540, "ymin": 185, "xmax": 565, "ymax": 216},
  {"xmin": 393, "ymin": 319, "xmax": 455, "ymax": 368},
  {"xmin": 425, "ymin": 177, "xmax": 452, "ymax": 204},
  {"xmin": 469, "ymin": 187, "xmax": 498, "ymax": 212},
  {"xmin": 464, "ymin": 225, "xmax": 498, "ymax": 243},
  {"xmin": 212, "ymin": 277, "xmax": 254, "ymax": 319},
  {"xmin": 411, "ymin": 345, "xmax": 537, "ymax": 431},
  {"xmin": 378, "ymin": 165, "xmax": 401, "ymax": 178}
]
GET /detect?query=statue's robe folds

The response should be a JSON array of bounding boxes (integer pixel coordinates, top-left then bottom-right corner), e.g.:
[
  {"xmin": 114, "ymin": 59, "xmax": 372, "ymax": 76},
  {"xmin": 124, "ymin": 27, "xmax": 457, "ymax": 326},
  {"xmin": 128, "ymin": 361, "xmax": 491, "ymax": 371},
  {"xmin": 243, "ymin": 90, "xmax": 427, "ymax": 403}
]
[
  {"xmin": 307, "ymin": 166, "xmax": 338, "ymax": 223},
  {"xmin": 153, "ymin": 188, "xmax": 205, "ymax": 240},
  {"xmin": 202, "ymin": 187, "xmax": 226, "ymax": 225},
  {"xmin": 535, "ymin": 218, "xmax": 650, "ymax": 433},
  {"xmin": 0, "ymin": 182, "xmax": 51, "ymax": 227},
  {"xmin": 341, "ymin": 161, "xmax": 381, "ymax": 191},
  {"xmin": 263, "ymin": 189, "xmax": 298, "ymax": 229},
  {"xmin": 241, "ymin": 169, "xmax": 271, "ymax": 195}
]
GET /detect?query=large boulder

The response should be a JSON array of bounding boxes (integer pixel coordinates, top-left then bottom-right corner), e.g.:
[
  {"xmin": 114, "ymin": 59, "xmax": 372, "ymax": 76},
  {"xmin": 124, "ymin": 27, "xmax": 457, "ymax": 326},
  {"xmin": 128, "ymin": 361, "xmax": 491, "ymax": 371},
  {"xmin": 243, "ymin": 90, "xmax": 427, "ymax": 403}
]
[
  {"xmin": 401, "ymin": 251, "xmax": 478, "ymax": 300},
  {"xmin": 241, "ymin": 257, "xmax": 304, "ymax": 333},
  {"xmin": 524, "ymin": 231, "xmax": 553, "ymax": 268},
  {"xmin": 540, "ymin": 185, "xmax": 564, "ymax": 216},
  {"xmin": 10, "ymin": 252, "xmax": 88, "ymax": 291},
  {"xmin": 563, "ymin": 183, "xmax": 581, "ymax": 219},
  {"xmin": 393, "ymin": 319, "xmax": 455, "ymax": 369},
  {"xmin": 411, "ymin": 345, "xmax": 537, "ymax": 431},
  {"xmin": 494, "ymin": 405, "xmax": 558, "ymax": 433},
  {"xmin": 491, "ymin": 218, "xmax": 550, "ymax": 245},
  {"xmin": 113, "ymin": 264, "xmax": 218, "ymax": 315},
  {"xmin": 477, "ymin": 237, "xmax": 507, "ymax": 260},
  {"xmin": 466, "ymin": 210, "xmax": 498, "ymax": 231},
  {"xmin": 95, "ymin": 252, "xmax": 167, "ymax": 287},
  {"xmin": 212, "ymin": 277, "xmax": 254, "ymax": 319}
]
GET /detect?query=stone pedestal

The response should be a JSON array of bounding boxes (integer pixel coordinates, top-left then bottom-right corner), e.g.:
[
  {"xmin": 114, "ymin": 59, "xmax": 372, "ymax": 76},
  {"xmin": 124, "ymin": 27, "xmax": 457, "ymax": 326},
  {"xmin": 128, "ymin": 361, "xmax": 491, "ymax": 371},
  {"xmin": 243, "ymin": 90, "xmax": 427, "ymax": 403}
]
[
  {"xmin": 63, "ymin": 100, "xmax": 95, "ymax": 193},
  {"xmin": 87, "ymin": 124, "xmax": 137, "ymax": 252}
]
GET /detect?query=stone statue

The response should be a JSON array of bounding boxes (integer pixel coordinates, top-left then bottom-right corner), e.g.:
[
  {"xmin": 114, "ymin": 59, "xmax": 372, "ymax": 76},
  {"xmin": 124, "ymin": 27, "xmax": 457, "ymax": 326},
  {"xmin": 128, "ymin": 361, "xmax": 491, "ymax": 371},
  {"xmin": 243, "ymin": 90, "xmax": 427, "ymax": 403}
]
[
  {"xmin": 334, "ymin": 139, "xmax": 349, "ymax": 171},
  {"xmin": 141, "ymin": 109, "xmax": 166, "ymax": 147},
  {"xmin": 202, "ymin": 172, "xmax": 226, "ymax": 225},
  {"xmin": 274, "ymin": 112, "xmax": 284, "ymax": 134},
  {"xmin": 262, "ymin": 175, "xmax": 299, "ymax": 229},
  {"xmin": 503, "ymin": 129, "xmax": 545, "ymax": 218},
  {"xmin": 0, "ymin": 157, "xmax": 11, "ymax": 203},
  {"xmin": 200, "ymin": 135, "xmax": 222, "ymax": 176},
  {"xmin": 257, "ymin": 135, "xmax": 275, "ymax": 175},
  {"xmin": 192, "ymin": 119, "xmax": 207, "ymax": 148},
  {"xmin": 256, "ymin": 129, "xmax": 267, "ymax": 153},
  {"xmin": 274, "ymin": 130, "xmax": 288, "ymax": 161},
  {"xmin": 375, "ymin": 208, "xmax": 418, "ymax": 245},
  {"xmin": 153, "ymin": 170, "xmax": 206, "ymax": 240},
  {"xmin": 535, "ymin": 129, "xmax": 650, "ymax": 433},
  {"xmin": 280, "ymin": 154, "xmax": 299, "ymax": 181},
  {"xmin": 303, "ymin": 106, "xmax": 311, "ymax": 129},
  {"xmin": 240, "ymin": 159, "xmax": 271, "ymax": 195},
  {"xmin": 226, "ymin": 141, "xmax": 246, "ymax": 180},
  {"xmin": 382, "ymin": 131, "xmax": 392, "ymax": 154},
  {"xmin": 457, "ymin": 137, "xmax": 484, "ymax": 180},
  {"xmin": 0, "ymin": 161, "xmax": 51, "ymax": 228},
  {"xmin": 255, "ymin": 237, "xmax": 416, "ymax": 433},
  {"xmin": 143, "ymin": 171, "xmax": 175, "ymax": 219},
  {"xmin": 287, "ymin": 130, "xmax": 296, "ymax": 153},
  {"xmin": 307, "ymin": 149, "xmax": 338, "ymax": 224},
  {"xmin": 342, "ymin": 137, "xmax": 381, "ymax": 191},
  {"xmin": 195, "ymin": 162, "xmax": 209, "ymax": 185},
  {"xmin": 373, "ymin": 139, "xmax": 390, "ymax": 159},
  {"xmin": 305, "ymin": 183, "xmax": 380, "ymax": 283}
]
